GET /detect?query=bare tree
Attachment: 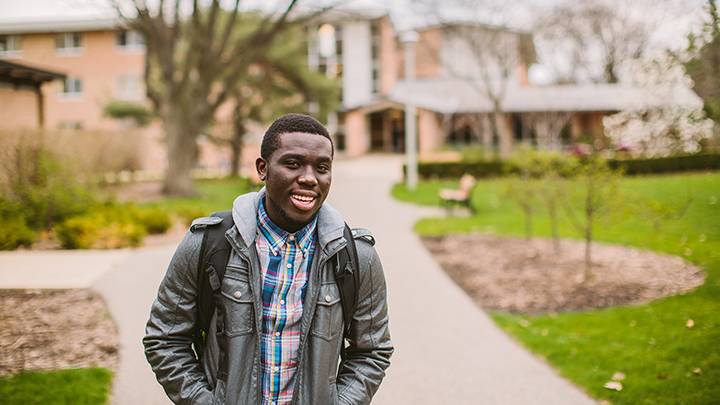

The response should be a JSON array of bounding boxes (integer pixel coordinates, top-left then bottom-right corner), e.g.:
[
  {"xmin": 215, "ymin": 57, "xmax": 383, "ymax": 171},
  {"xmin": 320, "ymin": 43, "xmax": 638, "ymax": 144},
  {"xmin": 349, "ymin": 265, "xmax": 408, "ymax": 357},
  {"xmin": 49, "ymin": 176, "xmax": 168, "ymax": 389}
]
[
  {"xmin": 521, "ymin": 112, "xmax": 571, "ymax": 150},
  {"xmin": 411, "ymin": 0, "xmax": 535, "ymax": 158},
  {"xmin": 113, "ymin": 0, "xmax": 329, "ymax": 195},
  {"xmin": 537, "ymin": 0, "xmax": 660, "ymax": 84},
  {"xmin": 442, "ymin": 23, "xmax": 533, "ymax": 157}
]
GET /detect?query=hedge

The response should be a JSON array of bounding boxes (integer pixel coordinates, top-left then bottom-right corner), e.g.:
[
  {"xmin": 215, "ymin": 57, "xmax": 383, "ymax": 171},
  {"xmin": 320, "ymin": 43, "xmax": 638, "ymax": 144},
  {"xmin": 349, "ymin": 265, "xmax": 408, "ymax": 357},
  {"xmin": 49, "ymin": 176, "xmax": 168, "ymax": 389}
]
[
  {"xmin": 406, "ymin": 154, "xmax": 720, "ymax": 179},
  {"xmin": 608, "ymin": 154, "xmax": 720, "ymax": 175}
]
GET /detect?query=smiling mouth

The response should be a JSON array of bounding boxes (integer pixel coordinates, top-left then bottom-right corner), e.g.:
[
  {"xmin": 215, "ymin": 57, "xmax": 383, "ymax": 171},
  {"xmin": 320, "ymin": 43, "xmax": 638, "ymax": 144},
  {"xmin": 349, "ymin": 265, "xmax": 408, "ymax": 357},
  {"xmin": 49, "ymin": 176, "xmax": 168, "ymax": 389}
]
[{"xmin": 290, "ymin": 193, "xmax": 317, "ymax": 211}]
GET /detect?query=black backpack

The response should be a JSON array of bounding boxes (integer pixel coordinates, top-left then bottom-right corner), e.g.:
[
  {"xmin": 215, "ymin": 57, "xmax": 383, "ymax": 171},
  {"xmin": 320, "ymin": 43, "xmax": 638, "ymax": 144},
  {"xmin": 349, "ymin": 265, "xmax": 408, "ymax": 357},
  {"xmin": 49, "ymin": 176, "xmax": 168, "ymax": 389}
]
[{"xmin": 190, "ymin": 211, "xmax": 361, "ymax": 362}]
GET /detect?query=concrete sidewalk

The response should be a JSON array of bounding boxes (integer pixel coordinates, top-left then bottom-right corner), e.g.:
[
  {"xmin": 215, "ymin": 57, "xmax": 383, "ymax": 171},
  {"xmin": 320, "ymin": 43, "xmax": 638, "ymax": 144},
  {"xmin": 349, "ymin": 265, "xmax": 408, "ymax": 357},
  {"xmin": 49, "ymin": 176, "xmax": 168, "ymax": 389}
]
[
  {"xmin": 1, "ymin": 155, "xmax": 594, "ymax": 404},
  {"xmin": 0, "ymin": 249, "xmax": 132, "ymax": 289},
  {"xmin": 329, "ymin": 155, "xmax": 593, "ymax": 405}
]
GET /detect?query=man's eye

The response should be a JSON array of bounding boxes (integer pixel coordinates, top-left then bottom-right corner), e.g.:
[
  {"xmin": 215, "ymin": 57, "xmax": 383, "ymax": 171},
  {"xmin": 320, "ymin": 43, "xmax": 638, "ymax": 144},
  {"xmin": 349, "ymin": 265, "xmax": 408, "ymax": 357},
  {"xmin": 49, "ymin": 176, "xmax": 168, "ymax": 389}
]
[
  {"xmin": 317, "ymin": 165, "xmax": 330, "ymax": 173},
  {"xmin": 285, "ymin": 161, "xmax": 299, "ymax": 168}
]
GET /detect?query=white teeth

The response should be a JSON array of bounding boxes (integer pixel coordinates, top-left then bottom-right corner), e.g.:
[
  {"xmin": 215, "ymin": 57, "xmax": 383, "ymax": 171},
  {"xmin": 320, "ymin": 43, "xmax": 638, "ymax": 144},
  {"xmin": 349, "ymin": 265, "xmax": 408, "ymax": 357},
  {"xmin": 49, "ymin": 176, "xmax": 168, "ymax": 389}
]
[{"xmin": 292, "ymin": 194, "xmax": 314, "ymax": 202}]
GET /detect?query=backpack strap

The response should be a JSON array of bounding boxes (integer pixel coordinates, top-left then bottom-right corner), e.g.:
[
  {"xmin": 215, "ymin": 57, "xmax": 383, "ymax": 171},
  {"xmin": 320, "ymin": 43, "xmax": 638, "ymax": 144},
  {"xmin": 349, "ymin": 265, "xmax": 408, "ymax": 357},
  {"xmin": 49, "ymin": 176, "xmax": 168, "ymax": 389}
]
[
  {"xmin": 335, "ymin": 224, "xmax": 360, "ymax": 340},
  {"xmin": 191, "ymin": 211, "xmax": 234, "ymax": 361},
  {"xmin": 335, "ymin": 225, "xmax": 375, "ymax": 368}
]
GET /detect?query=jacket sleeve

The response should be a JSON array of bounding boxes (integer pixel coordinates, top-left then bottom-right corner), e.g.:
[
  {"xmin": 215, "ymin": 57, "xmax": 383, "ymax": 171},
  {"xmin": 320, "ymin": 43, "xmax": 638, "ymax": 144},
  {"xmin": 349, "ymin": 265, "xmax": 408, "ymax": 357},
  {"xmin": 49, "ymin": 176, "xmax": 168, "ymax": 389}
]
[
  {"xmin": 143, "ymin": 230, "xmax": 214, "ymax": 405},
  {"xmin": 336, "ymin": 242, "xmax": 394, "ymax": 405}
]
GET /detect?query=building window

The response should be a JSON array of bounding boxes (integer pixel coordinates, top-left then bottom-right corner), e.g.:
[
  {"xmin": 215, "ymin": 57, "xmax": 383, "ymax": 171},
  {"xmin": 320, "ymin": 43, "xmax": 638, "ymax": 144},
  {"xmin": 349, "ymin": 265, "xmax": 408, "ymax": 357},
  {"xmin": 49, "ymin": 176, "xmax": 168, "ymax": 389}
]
[
  {"xmin": 0, "ymin": 35, "xmax": 21, "ymax": 56},
  {"xmin": 56, "ymin": 32, "xmax": 82, "ymax": 53},
  {"xmin": 116, "ymin": 30, "xmax": 145, "ymax": 49},
  {"xmin": 61, "ymin": 77, "xmax": 83, "ymax": 96},
  {"xmin": 58, "ymin": 121, "xmax": 83, "ymax": 130},
  {"xmin": 116, "ymin": 74, "xmax": 143, "ymax": 100}
]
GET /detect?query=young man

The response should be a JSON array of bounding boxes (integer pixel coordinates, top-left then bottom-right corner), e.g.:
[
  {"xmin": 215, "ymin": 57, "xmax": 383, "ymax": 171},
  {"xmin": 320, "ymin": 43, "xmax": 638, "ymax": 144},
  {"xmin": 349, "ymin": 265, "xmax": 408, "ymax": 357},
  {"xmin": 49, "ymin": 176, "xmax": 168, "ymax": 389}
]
[{"xmin": 144, "ymin": 114, "xmax": 393, "ymax": 405}]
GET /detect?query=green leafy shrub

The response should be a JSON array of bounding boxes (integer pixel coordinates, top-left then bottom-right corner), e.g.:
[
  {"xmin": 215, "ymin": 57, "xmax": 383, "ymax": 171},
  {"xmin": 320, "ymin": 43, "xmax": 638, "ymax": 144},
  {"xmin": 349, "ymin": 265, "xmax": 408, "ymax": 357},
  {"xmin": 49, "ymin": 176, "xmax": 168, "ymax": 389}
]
[
  {"xmin": 1, "ymin": 133, "xmax": 95, "ymax": 230},
  {"xmin": 55, "ymin": 211, "xmax": 146, "ymax": 249},
  {"xmin": 0, "ymin": 217, "xmax": 37, "ymax": 250},
  {"xmin": 129, "ymin": 206, "xmax": 172, "ymax": 234},
  {"xmin": 54, "ymin": 216, "xmax": 101, "ymax": 249},
  {"xmin": 103, "ymin": 101, "xmax": 153, "ymax": 127}
]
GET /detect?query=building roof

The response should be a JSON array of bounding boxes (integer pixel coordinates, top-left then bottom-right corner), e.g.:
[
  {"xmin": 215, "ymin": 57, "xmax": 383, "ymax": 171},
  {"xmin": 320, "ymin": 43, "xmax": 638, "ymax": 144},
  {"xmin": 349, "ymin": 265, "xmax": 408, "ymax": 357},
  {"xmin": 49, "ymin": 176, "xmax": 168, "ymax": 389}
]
[
  {"xmin": 0, "ymin": 59, "xmax": 65, "ymax": 86},
  {"xmin": 0, "ymin": 0, "xmax": 120, "ymax": 34},
  {"xmin": 387, "ymin": 79, "xmax": 703, "ymax": 114}
]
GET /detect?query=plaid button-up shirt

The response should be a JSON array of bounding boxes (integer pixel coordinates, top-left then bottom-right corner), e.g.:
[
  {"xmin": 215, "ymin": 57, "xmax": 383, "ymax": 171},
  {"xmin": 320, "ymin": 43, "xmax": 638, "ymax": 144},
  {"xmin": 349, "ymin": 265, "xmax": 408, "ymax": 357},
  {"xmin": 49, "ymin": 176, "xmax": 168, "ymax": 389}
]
[{"xmin": 256, "ymin": 199, "xmax": 318, "ymax": 405}]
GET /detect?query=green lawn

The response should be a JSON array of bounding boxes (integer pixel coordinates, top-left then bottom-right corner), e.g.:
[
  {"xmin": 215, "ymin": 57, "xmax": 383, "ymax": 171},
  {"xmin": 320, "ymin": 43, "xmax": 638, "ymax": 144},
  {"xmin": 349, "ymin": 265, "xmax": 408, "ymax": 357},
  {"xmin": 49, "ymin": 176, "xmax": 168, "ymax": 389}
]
[
  {"xmin": 139, "ymin": 177, "xmax": 259, "ymax": 222},
  {"xmin": 0, "ymin": 368, "xmax": 113, "ymax": 405},
  {"xmin": 392, "ymin": 172, "xmax": 720, "ymax": 404}
]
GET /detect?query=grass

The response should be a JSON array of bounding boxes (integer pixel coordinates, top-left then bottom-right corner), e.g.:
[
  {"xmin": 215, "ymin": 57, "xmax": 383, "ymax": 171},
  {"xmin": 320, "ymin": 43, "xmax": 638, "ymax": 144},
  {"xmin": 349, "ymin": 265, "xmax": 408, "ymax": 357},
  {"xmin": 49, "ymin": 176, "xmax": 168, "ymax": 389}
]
[
  {"xmin": 392, "ymin": 172, "xmax": 720, "ymax": 404},
  {"xmin": 0, "ymin": 368, "xmax": 113, "ymax": 405},
  {"xmin": 139, "ymin": 177, "xmax": 259, "ymax": 223}
]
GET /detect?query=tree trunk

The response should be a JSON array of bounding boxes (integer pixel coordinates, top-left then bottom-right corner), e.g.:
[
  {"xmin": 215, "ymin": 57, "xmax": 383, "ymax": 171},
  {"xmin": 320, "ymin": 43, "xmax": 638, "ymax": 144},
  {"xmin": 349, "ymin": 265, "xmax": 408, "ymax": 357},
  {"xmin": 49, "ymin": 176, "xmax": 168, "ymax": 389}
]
[
  {"xmin": 162, "ymin": 114, "xmax": 199, "ymax": 196},
  {"xmin": 493, "ymin": 108, "xmax": 513, "ymax": 158},
  {"xmin": 583, "ymin": 176, "xmax": 594, "ymax": 283},
  {"xmin": 481, "ymin": 114, "xmax": 493, "ymax": 160},
  {"xmin": 229, "ymin": 120, "xmax": 245, "ymax": 177}
]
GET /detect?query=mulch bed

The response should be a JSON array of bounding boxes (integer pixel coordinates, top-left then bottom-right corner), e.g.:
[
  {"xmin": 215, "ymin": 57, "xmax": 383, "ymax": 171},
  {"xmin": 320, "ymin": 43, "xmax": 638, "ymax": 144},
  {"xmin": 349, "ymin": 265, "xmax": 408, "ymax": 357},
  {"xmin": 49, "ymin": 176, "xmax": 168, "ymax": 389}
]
[
  {"xmin": 0, "ymin": 289, "xmax": 119, "ymax": 377},
  {"xmin": 422, "ymin": 234, "xmax": 705, "ymax": 314}
]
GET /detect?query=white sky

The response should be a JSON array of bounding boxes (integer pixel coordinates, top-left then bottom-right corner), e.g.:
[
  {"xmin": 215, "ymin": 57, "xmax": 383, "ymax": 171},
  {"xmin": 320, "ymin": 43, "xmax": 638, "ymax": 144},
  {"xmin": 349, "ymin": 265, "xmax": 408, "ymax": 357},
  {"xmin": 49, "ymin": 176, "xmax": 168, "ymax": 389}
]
[{"xmin": 0, "ymin": 0, "xmax": 710, "ymax": 83}]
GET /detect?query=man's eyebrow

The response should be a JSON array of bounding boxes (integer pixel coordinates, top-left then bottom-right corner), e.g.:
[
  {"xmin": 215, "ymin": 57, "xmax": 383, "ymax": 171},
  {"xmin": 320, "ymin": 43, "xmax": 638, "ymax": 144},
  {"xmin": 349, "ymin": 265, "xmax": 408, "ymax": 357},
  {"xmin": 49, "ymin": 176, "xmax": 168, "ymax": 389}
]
[{"xmin": 279, "ymin": 153, "xmax": 332, "ymax": 162}]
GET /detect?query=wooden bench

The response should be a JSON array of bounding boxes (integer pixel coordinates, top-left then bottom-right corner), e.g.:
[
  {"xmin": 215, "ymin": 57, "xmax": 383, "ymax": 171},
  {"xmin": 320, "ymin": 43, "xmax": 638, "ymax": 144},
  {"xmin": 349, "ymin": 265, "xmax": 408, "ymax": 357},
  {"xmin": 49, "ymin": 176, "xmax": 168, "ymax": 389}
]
[{"xmin": 439, "ymin": 174, "xmax": 477, "ymax": 214}]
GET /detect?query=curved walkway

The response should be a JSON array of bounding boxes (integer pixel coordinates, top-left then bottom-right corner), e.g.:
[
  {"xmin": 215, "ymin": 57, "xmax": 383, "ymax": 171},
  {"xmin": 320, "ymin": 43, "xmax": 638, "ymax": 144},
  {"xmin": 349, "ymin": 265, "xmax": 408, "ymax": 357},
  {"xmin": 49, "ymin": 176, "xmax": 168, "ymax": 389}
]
[{"xmin": 0, "ymin": 155, "xmax": 594, "ymax": 404}]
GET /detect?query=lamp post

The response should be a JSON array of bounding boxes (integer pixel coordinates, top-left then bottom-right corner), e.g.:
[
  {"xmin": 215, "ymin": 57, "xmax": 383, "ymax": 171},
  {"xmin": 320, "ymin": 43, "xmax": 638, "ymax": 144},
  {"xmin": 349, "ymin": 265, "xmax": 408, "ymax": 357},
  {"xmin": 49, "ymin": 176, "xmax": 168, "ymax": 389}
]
[{"xmin": 401, "ymin": 30, "xmax": 419, "ymax": 190}]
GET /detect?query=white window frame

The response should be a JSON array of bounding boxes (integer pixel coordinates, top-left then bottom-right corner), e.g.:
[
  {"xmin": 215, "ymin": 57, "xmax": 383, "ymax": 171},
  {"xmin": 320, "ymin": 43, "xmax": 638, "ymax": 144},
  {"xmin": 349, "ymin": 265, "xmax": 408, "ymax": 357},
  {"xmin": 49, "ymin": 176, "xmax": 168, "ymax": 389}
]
[
  {"xmin": 115, "ymin": 74, "xmax": 143, "ymax": 101},
  {"xmin": 59, "ymin": 77, "xmax": 83, "ymax": 98},
  {"xmin": 56, "ymin": 32, "xmax": 83, "ymax": 55},
  {"xmin": 115, "ymin": 30, "xmax": 145, "ymax": 51},
  {"xmin": 0, "ymin": 35, "xmax": 22, "ymax": 56}
]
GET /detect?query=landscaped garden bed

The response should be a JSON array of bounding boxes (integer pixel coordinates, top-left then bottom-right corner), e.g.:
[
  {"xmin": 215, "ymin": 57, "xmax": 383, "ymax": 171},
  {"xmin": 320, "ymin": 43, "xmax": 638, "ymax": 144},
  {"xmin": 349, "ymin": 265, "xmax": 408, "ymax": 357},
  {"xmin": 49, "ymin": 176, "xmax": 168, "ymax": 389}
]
[
  {"xmin": 423, "ymin": 234, "xmax": 704, "ymax": 313},
  {"xmin": 0, "ymin": 289, "xmax": 118, "ymax": 404}
]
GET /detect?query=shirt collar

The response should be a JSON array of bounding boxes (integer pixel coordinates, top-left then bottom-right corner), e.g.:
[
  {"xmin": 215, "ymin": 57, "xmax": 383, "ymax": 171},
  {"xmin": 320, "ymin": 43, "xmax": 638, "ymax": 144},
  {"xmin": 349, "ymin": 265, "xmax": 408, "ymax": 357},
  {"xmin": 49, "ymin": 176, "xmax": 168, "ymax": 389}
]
[{"xmin": 257, "ymin": 197, "xmax": 317, "ymax": 254}]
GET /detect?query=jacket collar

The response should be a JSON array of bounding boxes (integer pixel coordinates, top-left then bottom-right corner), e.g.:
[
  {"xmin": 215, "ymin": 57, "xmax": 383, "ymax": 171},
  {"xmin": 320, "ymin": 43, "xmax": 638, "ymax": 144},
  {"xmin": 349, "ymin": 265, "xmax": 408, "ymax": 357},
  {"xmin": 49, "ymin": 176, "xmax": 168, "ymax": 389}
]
[{"xmin": 230, "ymin": 187, "xmax": 345, "ymax": 253}]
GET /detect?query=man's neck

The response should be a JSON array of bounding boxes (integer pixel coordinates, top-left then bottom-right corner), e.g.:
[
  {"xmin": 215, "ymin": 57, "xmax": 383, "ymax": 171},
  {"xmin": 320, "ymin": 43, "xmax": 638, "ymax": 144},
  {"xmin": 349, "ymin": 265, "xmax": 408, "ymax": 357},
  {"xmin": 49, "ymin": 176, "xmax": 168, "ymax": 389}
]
[{"xmin": 264, "ymin": 195, "xmax": 305, "ymax": 233}]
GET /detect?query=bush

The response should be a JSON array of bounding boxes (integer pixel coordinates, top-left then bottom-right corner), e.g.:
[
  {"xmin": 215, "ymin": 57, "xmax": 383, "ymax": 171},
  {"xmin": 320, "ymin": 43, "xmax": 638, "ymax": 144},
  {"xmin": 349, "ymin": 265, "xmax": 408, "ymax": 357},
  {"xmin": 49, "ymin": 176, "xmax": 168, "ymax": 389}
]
[
  {"xmin": 103, "ymin": 101, "xmax": 153, "ymax": 127},
  {"xmin": 608, "ymin": 153, "xmax": 720, "ymax": 175},
  {"xmin": 0, "ymin": 138, "xmax": 95, "ymax": 230},
  {"xmin": 405, "ymin": 160, "xmax": 511, "ymax": 180},
  {"xmin": 129, "ymin": 206, "xmax": 172, "ymax": 234},
  {"xmin": 55, "ymin": 212, "xmax": 146, "ymax": 249},
  {"xmin": 408, "ymin": 153, "xmax": 720, "ymax": 179},
  {"xmin": 0, "ymin": 217, "xmax": 36, "ymax": 250}
]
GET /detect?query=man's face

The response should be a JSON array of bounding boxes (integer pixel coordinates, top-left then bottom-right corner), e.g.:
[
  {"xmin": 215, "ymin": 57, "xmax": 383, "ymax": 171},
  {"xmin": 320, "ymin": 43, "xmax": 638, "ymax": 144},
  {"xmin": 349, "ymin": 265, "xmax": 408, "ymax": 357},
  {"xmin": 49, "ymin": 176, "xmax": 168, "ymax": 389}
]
[{"xmin": 256, "ymin": 132, "xmax": 333, "ymax": 232}]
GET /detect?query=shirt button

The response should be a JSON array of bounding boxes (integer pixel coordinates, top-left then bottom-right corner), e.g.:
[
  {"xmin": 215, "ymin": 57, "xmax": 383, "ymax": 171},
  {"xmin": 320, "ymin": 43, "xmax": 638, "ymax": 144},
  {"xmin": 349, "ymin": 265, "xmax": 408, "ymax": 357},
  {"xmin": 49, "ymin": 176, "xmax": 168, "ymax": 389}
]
[
  {"xmin": 286, "ymin": 263, "xmax": 292, "ymax": 269},
  {"xmin": 288, "ymin": 234, "xmax": 295, "ymax": 241},
  {"xmin": 273, "ymin": 366, "xmax": 279, "ymax": 372},
  {"xmin": 233, "ymin": 291, "xmax": 242, "ymax": 299},
  {"xmin": 275, "ymin": 332, "xmax": 280, "ymax": 337},
  {"xmin": 325, "ymin": 295, "xmax": 332, "ymax": 302},
  {"xmin": 280, "ymin": 299, "xmax": 285, "ymax": 305}
]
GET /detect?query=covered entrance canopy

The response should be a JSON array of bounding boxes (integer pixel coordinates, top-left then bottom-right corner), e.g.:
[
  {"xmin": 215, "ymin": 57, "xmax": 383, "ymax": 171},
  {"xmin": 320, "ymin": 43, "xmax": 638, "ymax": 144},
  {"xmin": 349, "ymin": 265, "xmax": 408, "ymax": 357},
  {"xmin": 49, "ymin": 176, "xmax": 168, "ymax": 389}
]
[{"xmin": 0, "ymin": 59, "xmax": 65, "ymax": 128}]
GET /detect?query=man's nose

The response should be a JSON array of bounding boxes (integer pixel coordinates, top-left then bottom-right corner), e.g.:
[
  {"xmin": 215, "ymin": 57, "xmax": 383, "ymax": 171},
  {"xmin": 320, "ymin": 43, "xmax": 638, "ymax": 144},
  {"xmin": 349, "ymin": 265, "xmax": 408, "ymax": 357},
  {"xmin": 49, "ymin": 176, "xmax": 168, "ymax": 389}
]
[{"xmin": 298, "ymin": 166, "xmax": 318, "ymax": 186}]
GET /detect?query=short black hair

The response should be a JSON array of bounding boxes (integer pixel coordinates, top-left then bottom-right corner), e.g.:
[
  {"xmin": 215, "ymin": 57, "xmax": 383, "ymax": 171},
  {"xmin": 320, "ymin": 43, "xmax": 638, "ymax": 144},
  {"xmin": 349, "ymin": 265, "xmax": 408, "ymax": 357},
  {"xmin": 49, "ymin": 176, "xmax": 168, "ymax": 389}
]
[{"xmin": 260, "ymin": 113, "xmax": 333, "ymax": 159}]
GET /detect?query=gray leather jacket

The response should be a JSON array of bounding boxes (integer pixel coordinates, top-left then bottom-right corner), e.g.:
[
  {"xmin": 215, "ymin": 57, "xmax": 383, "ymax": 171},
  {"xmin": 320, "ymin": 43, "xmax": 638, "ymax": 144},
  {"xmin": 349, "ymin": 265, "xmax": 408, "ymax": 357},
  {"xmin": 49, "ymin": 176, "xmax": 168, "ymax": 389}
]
[{"xmin": 144, "ymin": 191, "xmax": 393, "ymax": 404}]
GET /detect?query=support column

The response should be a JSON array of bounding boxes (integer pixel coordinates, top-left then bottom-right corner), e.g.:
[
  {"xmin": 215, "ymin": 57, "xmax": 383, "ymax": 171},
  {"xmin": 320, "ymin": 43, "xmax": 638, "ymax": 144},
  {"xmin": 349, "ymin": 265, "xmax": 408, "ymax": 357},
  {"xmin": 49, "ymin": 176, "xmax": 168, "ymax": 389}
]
[{"xmin": 401, "ymin": 30, "xmax": 419, "ymax": 190}]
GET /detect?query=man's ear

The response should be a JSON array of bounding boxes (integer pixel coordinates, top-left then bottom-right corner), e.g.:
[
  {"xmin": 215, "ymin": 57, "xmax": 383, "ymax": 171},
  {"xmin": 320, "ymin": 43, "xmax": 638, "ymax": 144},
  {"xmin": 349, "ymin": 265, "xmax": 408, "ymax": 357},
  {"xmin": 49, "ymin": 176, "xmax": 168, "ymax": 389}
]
[{"xmin": 256, "ymin": 157, "xmax": 267, "ymax": 181}]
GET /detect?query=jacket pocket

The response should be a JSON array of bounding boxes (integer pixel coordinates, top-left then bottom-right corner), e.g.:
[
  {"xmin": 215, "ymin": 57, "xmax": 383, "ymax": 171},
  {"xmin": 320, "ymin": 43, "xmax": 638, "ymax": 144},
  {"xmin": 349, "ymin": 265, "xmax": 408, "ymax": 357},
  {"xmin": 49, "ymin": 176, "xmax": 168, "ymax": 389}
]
[
  {"xmin": 311, "ymin": 283, "xmax": 343, "ymax": 342},
  {"xmin": 220, "ymin": 276, "xmax": 255, "ymax": 337}
]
